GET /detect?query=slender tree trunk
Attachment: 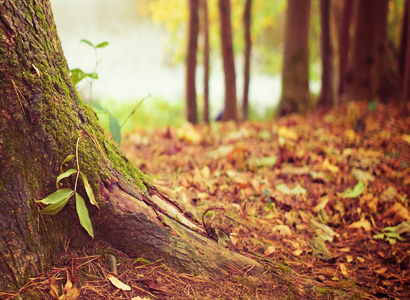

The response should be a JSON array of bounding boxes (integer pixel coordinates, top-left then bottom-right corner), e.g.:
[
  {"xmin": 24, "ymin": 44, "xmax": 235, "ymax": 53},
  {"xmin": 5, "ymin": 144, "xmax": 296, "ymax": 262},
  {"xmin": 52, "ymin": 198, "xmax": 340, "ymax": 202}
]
[
  {"xmin": 278, "ymin": 0, "xmax": 311, "ymax": 116},
  {"xmin": 186, "ymin": 0, "xmax": 200, "ymax": 123},
  {"xmin": 219, "ymin": 0, "xmax": 238, "ymax": 121},
  {"xmin": 404, "ymin": 0, "xmax": 410, "ymax": 105},
  {"xmin": 0, "ymin": 0, "xmax": 260, "ymax": 289},
  {"xmin": 338, "ymin": 0, "xmax": 353, "ymax": 97},
  {"xmin": 318, "ymin": 0, "xmax": 334, "ymax": 108},
  {"xmin": 399, "ymin": 0, "xmax": 409, "ymax": 83},
  {"xmin": 201, "ymin": 0, "xmax": 210, "ymax": 123},
  {"xmin": 242, "ymin": 0, "xmax": 252, "ymax": 120},
  {"xmin": 374, "ymin": 0, "xmax": 400, "ymax": 102}
]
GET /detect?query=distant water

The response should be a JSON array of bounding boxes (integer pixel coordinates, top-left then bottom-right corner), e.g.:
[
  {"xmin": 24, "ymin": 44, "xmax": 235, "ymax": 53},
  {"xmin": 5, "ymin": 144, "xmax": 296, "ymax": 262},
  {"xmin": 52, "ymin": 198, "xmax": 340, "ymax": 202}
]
[{"xmin": 50, "ymin": 0, "xmax": 287, "ymax": 117}]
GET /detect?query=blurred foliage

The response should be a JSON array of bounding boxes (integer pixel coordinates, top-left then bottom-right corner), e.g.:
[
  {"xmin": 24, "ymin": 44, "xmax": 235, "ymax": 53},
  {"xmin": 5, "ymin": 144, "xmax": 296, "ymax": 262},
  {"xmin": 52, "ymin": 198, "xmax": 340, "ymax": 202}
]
[
  {"xmin": 138, "ymin": 0, "xmax": 405, "ymax": 78},
  {"xmin": 96, "ymin": 98, "xmax": 185, "ymax": 132},
  {"xmin": 138, "ymin": 0, "xmax": 287, "ymax": 74}
]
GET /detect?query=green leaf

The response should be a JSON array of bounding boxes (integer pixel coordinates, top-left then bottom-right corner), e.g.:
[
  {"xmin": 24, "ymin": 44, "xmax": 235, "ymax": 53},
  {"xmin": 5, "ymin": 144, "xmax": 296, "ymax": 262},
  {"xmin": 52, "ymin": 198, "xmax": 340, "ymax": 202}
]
[
  {"xmin": 80, "ymin": 39, "xmax": 95, "ymax": 48},
  {"xmin": 86, "ymin": 72, "xmax": 98, "ymax": 80},
  {"xmin": 91, "ymin": 102, "xmax": 105, "ymax": 112},
  {"xmin": 277, "ymin": 183, "xmax": 306, "ymax": 195},
  {"xmin": 109, "ymin": 113, "xmax": 122, "ymax": 145},
  {"xmin": 96, "ymin": 41, "xmax": 109, "ymax": 48},
  {"xmin": 75, "ymin": 192, "xmax": 94, "ymax": 238},
  {"xmin": 38, "ymin": 189, "xmax": 74, "ymax": 215},
  {"xmin": 69, "ymin": 68, "xmax": 87, "ymax": 85},
  {"xmin": 132, "ymin": 257, "xmax": 152, "ymax": 265},
  {"xmin": 37, "ymin": 188, "xmax": 74, "ymax": 205},
  {"xmin": 56, "ymin": 169, "xmax": 77, "ymax": 188},
  {"xmin": 385, "ymin": 231, "xmax": 405, "ymax": 241},
  {"xmin": 80, "ymin": 172, "xmax": 99, "ymax": 209},
  {"xmin": 343, "ymin": 181, "xmax": 365, "ymax": 199},
  {"xmin": 60, "ymin": 154, "xmax": 75, "ymax": 172},
  {"xmin": 373, "ymin": 233, "xmax": 384, "ymax": 240}
]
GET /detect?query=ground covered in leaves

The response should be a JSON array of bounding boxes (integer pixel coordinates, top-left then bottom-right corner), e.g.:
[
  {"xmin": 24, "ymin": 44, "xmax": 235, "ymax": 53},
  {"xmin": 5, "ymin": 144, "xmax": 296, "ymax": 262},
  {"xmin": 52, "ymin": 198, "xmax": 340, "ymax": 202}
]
[{"xmin": 3, "ymin": 101, "xmax": 410, "ymax": 299}]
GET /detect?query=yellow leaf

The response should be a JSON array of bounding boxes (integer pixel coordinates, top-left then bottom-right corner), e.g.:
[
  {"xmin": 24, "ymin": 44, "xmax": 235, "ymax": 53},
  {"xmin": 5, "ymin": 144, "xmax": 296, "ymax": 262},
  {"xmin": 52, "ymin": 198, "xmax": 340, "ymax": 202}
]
[
  {"xmin": 340, "ymin": 263, "xmax": 349, "ymax": 278},
  {"xmin": 346, "ymin": 255, "xmax": 353, "ymax": 263},
  {"xmin": 107, "ymin": 274, "xmax": 131, "ymax": 291},
  {"xmin": 375, "ymin": 267, "xmax": 387, "ymax": 274},
  {"xmin": 402, "ymin": 134, "xmax": 410, "ymax": 144},
  {"xmin": 265, "ymin": 246, "xmax": 275, "ymax": 256},
  {"xmin": 322, "ymin": 158, "xmax": 339, "ymax": 173},
  {"xmin": 272, "ymin": 225, "xmax": 292, "ymax": 236},
  {"xmin": 313, "ymin": 196, "xmax": 329, "ymax": 212},
  {"xmin": 292, "ymin": 249, "xmax": 303, "ymax": 256},
  {"xmin": 277, "ymin": 126, "xmax": 298, "ymax": 141},
  {"xmin": 49, "ymin": 276, "xmax": 59, "ymax": 299},
  {"xmin": 348, "ymin": 217, "xmax": 372, "ymax": 231},
  {"xmin": 357, "ymin": 256, "xmax": 365, "ymax": 263}
]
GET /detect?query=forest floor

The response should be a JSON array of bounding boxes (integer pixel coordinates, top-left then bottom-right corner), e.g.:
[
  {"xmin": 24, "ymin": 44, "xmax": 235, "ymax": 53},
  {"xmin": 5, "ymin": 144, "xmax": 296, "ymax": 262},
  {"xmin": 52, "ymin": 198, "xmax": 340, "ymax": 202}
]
[{"xmin": 4, "ymin": 101, "xmax": 410, "ymax": 299}]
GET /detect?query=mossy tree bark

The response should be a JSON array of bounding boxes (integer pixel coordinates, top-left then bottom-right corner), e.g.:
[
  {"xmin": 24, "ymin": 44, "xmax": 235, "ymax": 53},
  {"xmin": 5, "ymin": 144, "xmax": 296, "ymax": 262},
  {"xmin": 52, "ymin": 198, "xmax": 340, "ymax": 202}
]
[
  {"xmin": 278, "ymin": 0, "xmax": 312, "ymax": 116},
  {"xmin": 0, "ymin": 0, "xmax": 260, "ymax": 290}
]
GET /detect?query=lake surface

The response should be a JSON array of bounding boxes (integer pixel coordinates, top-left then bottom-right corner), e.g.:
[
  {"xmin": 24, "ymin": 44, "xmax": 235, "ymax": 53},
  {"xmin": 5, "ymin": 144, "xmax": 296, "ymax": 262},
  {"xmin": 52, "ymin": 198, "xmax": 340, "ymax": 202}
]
[{"xmin": 50, "ymin": 0, "xmax": 287, "ymax": 117}]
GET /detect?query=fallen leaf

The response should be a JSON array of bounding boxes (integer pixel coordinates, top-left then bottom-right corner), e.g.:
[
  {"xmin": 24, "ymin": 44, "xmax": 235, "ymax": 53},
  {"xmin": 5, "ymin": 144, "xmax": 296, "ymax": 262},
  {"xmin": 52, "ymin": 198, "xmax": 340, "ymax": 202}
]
[
  {"xmin": 107, "ymin": 274, "xmax": 131, "ymax": 291},
  {"xmin": 278, "ymin": 126, "xmax": 298, "ymax": 141},
  {"xmin": 265, "ymin": 246, "xmax": 275, "ymax": 256},
  {"xmin": 349, "ymin": 217, "xmax": 372, "ymax": 231},
  {"xmin": 346, "ymin": 255, "xmax": 353, "ymax": 263},
  {"xmin": 292, "ymin": 249, "xmax": 303, "ymax": 256},
  {"xmin": 357, "ymin": 257, "xmax": 365, "ymax": 263},
  {"xmin": 343, "ymin": 181, "xmax": 365, "ymax": 199},
  {"xmin": 350, "ymin": 168, "xmax": 375, "ymax": 184},
  {"xmin": 272, "ymin": 225, "xmax": 292, "ymax": 236},
  {"xmin": 375, "ymin": 267, "xmax": 387, "ymax": 274},
  {"xmin": 380, "ymin": 186, "xmax": 397, "ymax": 202},
  {"xmin": 323, "ymin": 158, "xmax": 339, "ymax": 173},
  {"xmin": 340, "ymin": 263, "xmax": 349, "ymax": 278},
  {"xmin": 313, "ymin": 196, "xmax": 329, "ymax": 212},
  {"xmin": 384, "ymin": 202, "xmax": 410, "ymax": 223},
  {"xmin": 276, "ymin": 183, "xmax": 306, "ymax": 195}
]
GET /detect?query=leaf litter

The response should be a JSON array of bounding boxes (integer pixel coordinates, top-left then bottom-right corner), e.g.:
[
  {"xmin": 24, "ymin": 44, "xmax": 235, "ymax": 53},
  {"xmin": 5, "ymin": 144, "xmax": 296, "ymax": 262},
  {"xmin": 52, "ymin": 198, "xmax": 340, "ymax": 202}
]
[{"xmin": 3, "ymin": 102, "xmax": 410, "ymax": 299}]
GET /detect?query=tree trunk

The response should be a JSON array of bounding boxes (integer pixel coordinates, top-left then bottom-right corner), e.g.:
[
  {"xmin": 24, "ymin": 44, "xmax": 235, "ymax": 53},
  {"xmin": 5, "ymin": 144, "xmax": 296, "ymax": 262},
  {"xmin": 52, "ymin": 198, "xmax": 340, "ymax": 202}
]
[
  {"xmin": 398, "ymin": 0, "xmax": 409, "ymax": 84},
  {"xmin": 186, "ymin": 0, "xmax": 200, "ymax": 124},
  {"xmin": 242, "ymin": 0, "xmax": 252, "ymax": 120},
  {"xmin": 0, "ymin": 0, "xmax": 260, "ymax": 289},
  {"xmin": 346, "ymin": 0, "xmax": 399, "ymax": 103},
  {"xmin": 374, "ymin": 0, "xmax": 400, "ymax": 102},
  {"xmin": 219, "ymin": 0, "xmax": 237, "ymax": 121},
  {"xmin": 404, "ymin": 0, "xmax": 410, "ymax": 105},
  {"xmin": 345, "ymin": 0, "xmax": 379, "ymax": 102},
  {"xmin": 318, "ymin": 0, "xmax": 334, "ymax": 108},
  {"xmin": 278, "ymin": 0, "xmax": 312, "ymax": 116},
  {"xmin": 338, "ymin": 0, "xmax": 353, "ymax": 97},
  {"xmin": 201, "ymin": 0, "xmax": 210, "ymax": 123}
]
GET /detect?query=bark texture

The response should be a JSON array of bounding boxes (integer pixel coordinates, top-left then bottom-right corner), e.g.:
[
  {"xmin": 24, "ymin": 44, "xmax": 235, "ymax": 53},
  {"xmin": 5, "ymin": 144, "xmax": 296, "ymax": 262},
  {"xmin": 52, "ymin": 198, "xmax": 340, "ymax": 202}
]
[
  {"xmin": 338, "ymin": 0, "xmax": 353, "ymax": 97},
  {"xmin": 186, "ymin": 0, "xmax": 200, "ymax": 124},
  {"xmin": 201, "ymin": 0, "xmax": 210, "ymax": 123},
  {"xmin": 0, "ymin": 0, "xmax": 260, "ymax": 289},
  {"xmin": 278, "ymin": 0, "xmax": 311, "ymax": 116},
  {"xmin": 219, "ymin": 0, "xmax": 237, "ymax": 121},
  {"xmin": 404, "ymin": 0, "xmax": 410, "ymax": 104},
  {"xmin": 345, "ymin": 0, "xmax": 398, "ymax": 102},
  {"xmin": 318, "ymin": 0, "xmax": 334, "ymax": 108},
  {"xmin": 242, "ymin": 0, "xmax": 252, "ymax": 120}
]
